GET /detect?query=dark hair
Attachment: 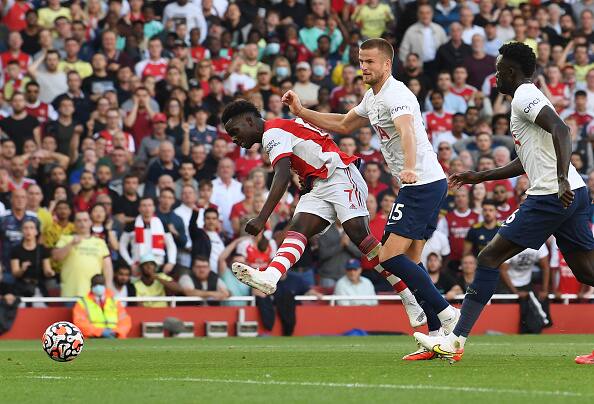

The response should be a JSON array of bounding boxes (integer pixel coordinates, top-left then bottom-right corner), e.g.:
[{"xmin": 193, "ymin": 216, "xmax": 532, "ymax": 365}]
[
  {"xmin": 430, "ymin": 89, "xmax": 445, "ymax": 99},
  {"xmin": 199, "ymin": 179, "xmax": 213, "ymax": 189},
  {"xmin": 139, "ymin": 195, "xmax": 155, "ymax": 204},
  {"xmin": 575, "ymin": 90, "xmax": 587, "ymax": 98},
  {"xmin": 192, "ymin": 255, "xmax": 210, "ymax": 265},
  {"xmin": 221, "ymin": 99, "xmax": 260, "ymax": 124},
  {"xmin": 482, "ymin": 199, "xmax": 497, "ymax": 208},
  {"xmin": 123, "ymin": 173, "xmax": 140, "ymax": 182},
  {"xmin": 204, "ymin": 207, "xmax": 219, "ymax": 217},
  {"xmin": 160, "ymin": 187, "xmax": 176, "ymax": 196},
  {"xmin": 498, "ymin": 42, "xmax": 536, "ymax": 77},
  {"xmin": 360, "ymin": 38, "xmax": 394, "ymax": 62}
]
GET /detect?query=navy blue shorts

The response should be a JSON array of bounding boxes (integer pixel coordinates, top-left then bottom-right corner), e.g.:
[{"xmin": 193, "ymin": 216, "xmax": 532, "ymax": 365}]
[
  {"xmin": 499, "ymin": 187, "xmax": 594, "ymax": 253},
  {"xmin": 384, "ymin": 179, "xmax": 448, "ymax": 241}
]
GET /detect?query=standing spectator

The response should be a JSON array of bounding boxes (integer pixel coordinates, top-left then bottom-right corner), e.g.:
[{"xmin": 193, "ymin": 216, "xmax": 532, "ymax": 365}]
[
  {"xmin": 135, "ymin": 37, "xmax": 168, "ymax": 81},
  {"xmin": 25, "ymin": 81, "xmax": 57, "ymax": 125},
  {"xmin": 156, "ymin": 187, "xmax": 187, "ymax": 249},
  {"xmin": 72, "ymin": 274, "xmax": 131, "ymax": 338},
  {"xmin": 435, "ymin": 22, "xmax": 472, "ymax": 70},
  {"xmin": 58, "ymin": 38, "xmax": 92, "ymax": 79},
  {"xmin": 113, "ymin": 174, "xmax": 140, "ymax": 228},
  {"xmin": 38, "ymin": 0, "xmax": 70, "ymax": 29},
  {"xmin": 2, "ymin": 0, "xmax": 32, "ymax": 33},
  {"xmin": 53, "ymin": 211, "xmax": 113, "ymax": 297},
  {"xmin": 352, "ymin": 0, "xmax": 394, "ymax": 40},
  {"xmin": 42, "ymin": 200, "xmax": 74, "ymax": 249},
  {"xmin": 292, "ymin": 62, "xmax": 320, "ymax": 109},
  {"xmin": 316, "ymin": 222, "xmax": 361, "ymax": 288},
  {"xmin": 561, "ymin": 91, "xmax": 594, "ymax": 131},
  {"xmin": 119, "ymin": 196, "xmax": 176, "ymax": 274},
  {"xmin": 27, "ymin": 50, "xmax": 68, "ymax": 103},
  {"xmin": 464, "ymin": 199, "xmax": 500, "ymax": 258},
  {"xmin": 211, "ymin": 158, "xmax": 244, "ymax": 237},
  {"xmin": 72, "ymin": 171, "xmax": 97, "ymax": 213},
  {"xmin": 45, "ymin": 97, "xmax": 84, "ymax": 157},
  {"xmin": 426, "ymin": 71, "xmax": 467, "ymax": 114},
  {"xmin": 356, "ymin": 127, "xmax": 383, "ymax": 164},
  {"xmin": 399, "ymin": 4, "xmax": 447, "ymax": 76},
  {"xmin": 334, "ymin": 259, "xmax": 378, "ymax": 306},
  {"xmin": 0, "ymin": 92, "xmax": 40, "ymax": 154},
  {"xmin": 437, "ymin": 187, "xmax": 479, "ymax": 274},
  {"xmin": 363, "ymin": 161, "xmax": 388, "ymax": 198},
  {"xmin": 163, "ymin": 0, "xmax": 208, "ymax": 44},
  {"xmin": 10, "ymin": 219, "xmax": 53, "ymax": 299},
  {"xmin": 26, "ymin": 184, "xmax": 51, "ymax": 232},
  {"xmin": 52, "ymin": 71, "xmax": 91, "ymax": 125},
  {"xmin": 191, "ymin": 207, "xmax": 225, "ymax": 273},
  {"xmin": 423, "ymin": 90, "xmax": 453, "ymax": 144},
  {"xmin": 458, "ymin": 254, "xmax": 477, "ymax": 292},
  {"xmin": 492, "ymin": 183, "xmax": 518, "ymax": 221},
  {"xmin": 0, "ymin": 188, "xmax": 39, "ymax": 282},
  {"xmin": 463, "ymin": 34, "xmax": 496, "ymax": 90},
  {"xmin": 459, "ymin": 6, "xmax": 485, "ymax": 44},
  {"xmin": 133, "ymin": 253, "xmax": 184, "ymax": 308},
  {"xmin": 82, "ymin": 54, "xmax": 117, "ymax": 104},
  {"xmin": 146, "ymin": 140, "xmax": 180, "ymax": 185},
  {"xmin": 451, "ymin": 66, "xmax": 477, "ymax": 103},
  {"xmin": 137, "ymin": 113, "xmax": 175, "ymax": 162},
  {"xmin": 0, "ymin": 32, "xmax": 31, "ymax": 79},
  {"xmin": 433, "ymin": 0, "xmax": 460, "ymax": 31},
  {"xmin": 179, "ymin": 255, "xmax": 230, "ymax": 304}
]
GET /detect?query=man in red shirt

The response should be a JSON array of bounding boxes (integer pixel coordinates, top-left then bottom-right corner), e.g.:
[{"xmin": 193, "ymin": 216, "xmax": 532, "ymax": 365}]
[
  {"xmin": 424, "ymin": 90, "xmax": 453, "ymax": 144},
  {"xmin": 72, "ymin": 170, "xmax": 98, "ymax": 213},
  {"xmin": 0, "ymin": 31, "xmax": 30, "ymax": 77},
  {"xmin": 437, "ymin": 187, "xmax": 479, "ymax": 274},
  {"xmin": 2, "ymin": 0, "xmax": 32, "ymax": 32},
  {"xmin": 329, "ymin": 65, "xmax": 356, "ymax": 112},
  {"xmin": 134, "ymin": 37, "xmax": 168, "ymax": 81},
  {"xmin": 24, "ymin": 81, "xmax": 57, "ymax": 124},
  {"xmin": 356, "ymin": 126, "xmax": 383, "ymax": 164},
  {"xmin": 560, "ymin": 90, "xmax": 593, "ymax": 132},
  {"xmin": 492, "ymin": 183, "xmax": 517, "ymax": 221},
  {"xmin": 363, "ymin": 161, "xmax": 388, "ymax": 198},
  {"xmin": 450, "ymin": 66, "xmax": 477, "ymax": 102}
]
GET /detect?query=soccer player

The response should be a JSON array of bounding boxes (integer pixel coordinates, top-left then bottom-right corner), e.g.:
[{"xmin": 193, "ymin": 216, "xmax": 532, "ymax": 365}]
[
  {"xmin": 414, "ymin": 42, "xmax": 594, "ymax": 362},
  {"xmin": 221, "ymin": 100, "xmax": 426, "ymax": 328},
  {"xmin": 281, "ymin": 38, "xmax": 460, "ymax": 359}
]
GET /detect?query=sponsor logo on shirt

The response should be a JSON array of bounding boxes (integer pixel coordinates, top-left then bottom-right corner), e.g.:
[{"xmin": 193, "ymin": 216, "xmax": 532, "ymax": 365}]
[
  {"xmin": 265, "ymin": 140, "xmax": 281, "ymax": 154},
  {"xmin": 390, "ymin": 105, "xmax": 410, "ymax": 115},
  {"xmin": 523, "ymin": 98, "xmax": 541, "ymax": 113}
]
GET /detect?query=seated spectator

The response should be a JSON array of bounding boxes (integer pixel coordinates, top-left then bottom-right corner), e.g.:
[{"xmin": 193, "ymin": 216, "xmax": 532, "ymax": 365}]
[
  {"xmin": 119, "ymin": 196, "xmax": 176, "ymax": 275},
  {"xmin": 112, "ymin": 264, "xmax": 136, "ymax": 307},
  {"xmin": 363, "ymin": 161, "xmax": 388, "ymax": 198},
  {"xmin": 42, "ymin": 200, "xmax": 74, "ymax": 249},
  {"xmin": 10, "ymin": 219, "xmax": 54, "ymax": 302},
  {"xmin": 72, "ymin": 274, "xmax": 131, "ymax": 339},
  {"xmin": 52, "ymin": 211, "xmax": 113, "ymax": 297},
  {"xmin": 499, "ymin": 244, "xmax": 550, "ymax": 299},
  {"xmin": 492, "ymin": 183, "xmax": 518, "ymax": 221},
  {"xmin": 317, "ymin": 222, "xmax": 361, "ymax": 288},
  {"xmin": 458, "ymin": 254, "xmax": 477, "ymax": 292},
  {"xmin": 179, "ymin": 255, "xmax": 230, "ymax": 305},
  {"xmin": 426, "ymin": 252, "xmax": 462, "ymax": 301},
  {"xmin": 217, "ymin": 237, "xmax": 253, "ymax": 306},
  {"xmin": 334, "ymin": 259, "xmax": 378, "ymax": 306},
  {"xmin": 133, "ymin": 253, "xmax": 184, "ymax": 308}
]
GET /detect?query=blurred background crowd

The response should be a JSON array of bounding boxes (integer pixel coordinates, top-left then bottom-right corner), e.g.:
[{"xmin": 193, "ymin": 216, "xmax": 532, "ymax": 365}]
[{"xmin": 0, "ymin": 0, "xmax": 592, "ymax": 317}]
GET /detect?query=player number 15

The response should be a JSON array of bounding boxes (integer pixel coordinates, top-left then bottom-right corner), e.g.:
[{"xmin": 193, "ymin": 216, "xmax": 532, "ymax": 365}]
[{"xmin": 390, "ymin": 203, "xmax": 405, "ymax": 221}]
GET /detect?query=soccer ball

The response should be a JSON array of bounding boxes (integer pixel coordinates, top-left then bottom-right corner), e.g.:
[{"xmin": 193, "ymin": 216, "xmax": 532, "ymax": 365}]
[{"xmin": 42, "ymin": 321, "xmax": 84, "ymax": 362}]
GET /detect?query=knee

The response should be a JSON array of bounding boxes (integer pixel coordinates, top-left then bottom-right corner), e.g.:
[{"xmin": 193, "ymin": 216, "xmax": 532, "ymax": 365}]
[
  {"xmin": 574, "ymin": 270, "xmax": 594, "ymax": 287},
  {"xmin": 477, "ymin": 248, "xmax": 500, "ymax": 268}
]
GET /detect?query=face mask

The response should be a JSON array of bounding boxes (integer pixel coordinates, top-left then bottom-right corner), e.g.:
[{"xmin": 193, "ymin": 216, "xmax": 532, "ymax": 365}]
[
  {"xmin": 92, "ymin": 284, "xmax": 106, "ymax": 298},
  {"xmin": 312, "ymin": 64, "xmax": 325, "ymax": 77},
  {"xmin": 275, "ymin": 66, "xmax": 289, "ymax": 78},
  {"xmin": 266, "ymin": 43, "xmax": 280, "ymax": 55}
]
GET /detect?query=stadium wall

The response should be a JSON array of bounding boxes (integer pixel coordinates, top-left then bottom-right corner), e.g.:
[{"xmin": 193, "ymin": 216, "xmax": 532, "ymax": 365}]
[{"xmin": 2, "ymin": 304, "xmax": 594, "ymax": 339}]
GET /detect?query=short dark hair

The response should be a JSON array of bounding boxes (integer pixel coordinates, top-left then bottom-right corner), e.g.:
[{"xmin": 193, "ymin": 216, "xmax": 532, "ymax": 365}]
[
  {"xmin": 139, "ymin": 196, "xmax": 155, "ymax": 204},
  {"xmin": 192, "ymin": 255, "xmax": 210, "ymax": 265},
  {"xmin": 25, "ymin": 81, "xmax": 39, "ymax": 89},
  {"xmin": 482, "ymin": 199, "xmax": 497, "ymax": 208},
  {"xmin": 575, "ymin": 90, "xmax": 587, "ymax": 98},
  {"xmin": 360, "ymin": 38, "xmax": 394, "ymax": 62},
  {"xmin": 498, "ymin": 42, "xmax": 536, "ymax": 77},
  {"xmin": 204, "ymin": 207, "xmax": 219, "ymax": 217},
  {"xmin": 221, "ymin": 99, "xmax": 260, "ymax": 124},
  {"xmin": 199, "ymin": 179, "xmax": 213, "ymax": 189},
  {"xmin": 160, "ymin": 187, "xmax": 176, "ymax": 197}
]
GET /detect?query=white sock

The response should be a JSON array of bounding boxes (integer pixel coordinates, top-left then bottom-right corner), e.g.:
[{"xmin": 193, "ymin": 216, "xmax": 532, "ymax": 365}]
[
  {"xmin": 437, "ymin": 305, "xmax": 456, "ymax": 323},
  {"xmin": 398, "ymin": 287, "xmax": 415, "ymax": 305},
  {"xmin": 449, "ymin": 333, "xmax": 466, "ymax": 349},
  {"xmin": 429, "ymin": 330, "xmax": 441, "ymax": 337},
  {"xmin": 266, "ymin": 268, "xmax": 282, "ymax": 283}
]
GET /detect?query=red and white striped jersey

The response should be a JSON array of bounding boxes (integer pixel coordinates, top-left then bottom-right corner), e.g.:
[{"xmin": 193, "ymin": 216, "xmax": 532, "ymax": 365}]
[
  {"xmin": 450, "ymin": 84, "xmax": 476, "ymax": 102},
  {"xmin": 134, "ymin": 58, "xmax": 168, "ymax": 81},
  {"xmin": 423, "ymin": 110, "xmax": 453, "ymax": 143},
  {"xmin": 25, "ymin": 100, "xmax": 57, "ymax": 124},
  {"xmin": 262, "ymin": 118, "xmax": 357, "ymax": 179}
]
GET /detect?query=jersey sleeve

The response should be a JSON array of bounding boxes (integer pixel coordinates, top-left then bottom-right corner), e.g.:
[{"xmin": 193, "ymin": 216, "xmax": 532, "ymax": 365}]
[
  {"xmin": 353, "ymin": 91, "xmax": 369, "ymax": 118},
  {"xmin": 513, "ymin": 85, "xmax": 548, "ymax": 123},
  {"xmin": 537, "ymin": 244, "xmax": 549, "ymax": 260},
  {"xmin": 386, "ymin": 95, "xmax": 414, "ymax": 120},
  {"xmin": 262, "ymin": 128, "xmax": 293, "ymax": 167}
]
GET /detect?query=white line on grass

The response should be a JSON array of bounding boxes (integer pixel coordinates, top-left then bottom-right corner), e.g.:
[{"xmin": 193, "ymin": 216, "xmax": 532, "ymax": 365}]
[{"xmin": 153, "ymin": 377, "xmax": 590, "ymax": 398}]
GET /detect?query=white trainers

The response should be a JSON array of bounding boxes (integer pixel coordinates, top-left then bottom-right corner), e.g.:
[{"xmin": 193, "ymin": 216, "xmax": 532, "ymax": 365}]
[
  {"xmin": 440, "ymin": 307, "xmax": 460, "ymax": 335},
  {"xmin": 231, "ymin": 262, "xmax": 278, "ymax": 295},
  {"xmin": 413, "ymin": 332, "xmax": 464, "ymax": 363},
  {"xmin": 402, "ymin": 299, "xmax": 427, "ymax": 328}
]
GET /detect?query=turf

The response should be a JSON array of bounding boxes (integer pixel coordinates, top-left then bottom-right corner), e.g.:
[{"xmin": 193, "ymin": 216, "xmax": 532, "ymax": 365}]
[{"xmin": 0, "ymin": 335, "xmax": 593, "ymax": 404}]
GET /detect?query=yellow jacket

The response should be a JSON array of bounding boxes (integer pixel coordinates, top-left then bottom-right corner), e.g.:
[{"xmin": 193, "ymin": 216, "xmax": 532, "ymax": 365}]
[{"xmin": 72, "ymin": 290, "xmax": 131, "ymax": 338}]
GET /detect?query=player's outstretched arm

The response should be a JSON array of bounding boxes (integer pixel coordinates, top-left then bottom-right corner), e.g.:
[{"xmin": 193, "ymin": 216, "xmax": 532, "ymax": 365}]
[
  {"xmin": 449, "ymin": 157, "xmax": 525, "ymax": 188},
  {"xmin": 282, "ymin": 90, "xmax": 369, "ymax": 134},
  {"xmin": 245, "ymin": 157, "xmax": 291, "ymax": 236},
  {"xmin": 534, "ymin": 105, "xmax": 575, "ymax": 207}
]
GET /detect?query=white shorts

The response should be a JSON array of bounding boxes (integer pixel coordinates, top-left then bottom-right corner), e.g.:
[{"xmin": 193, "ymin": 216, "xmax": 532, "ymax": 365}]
[{"xmin": 294, "ymin": 164, "xmax": 369, "ymax": 230}]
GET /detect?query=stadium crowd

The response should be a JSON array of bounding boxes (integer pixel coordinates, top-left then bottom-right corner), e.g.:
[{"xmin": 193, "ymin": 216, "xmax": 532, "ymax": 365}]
[{"xmin": 0, "ymin": 0, "xmax": 593, "ymax": 314}]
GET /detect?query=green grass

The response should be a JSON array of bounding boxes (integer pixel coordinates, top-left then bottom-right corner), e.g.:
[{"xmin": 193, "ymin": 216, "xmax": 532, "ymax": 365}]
[{"xmin": 0, "ymin": 335, "xmax": 593, "ymax": 403}]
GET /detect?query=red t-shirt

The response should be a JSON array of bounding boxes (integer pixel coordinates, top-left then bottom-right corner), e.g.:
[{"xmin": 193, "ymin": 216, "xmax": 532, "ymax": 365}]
[
  {"xmin": 245, "ymin": 243, "xmax": 273, "ymax": 270},
  {"xmin": 2, "ymin": 2, "xmax": 31, "ymax": 32},
  {"xmin": 356, "ymin": 149, "xmax": 383, "ymax": 165},
  {"xmin": 444, "ymin": 209, "xmax": 479, "ymax": 260},
  {"xmin": 496, "ymin": 198, "xmax": 518, "ymax": 221},
  {"xmin": 484, "ymin": 179, "xmax": 513, "ymax": 194},
  {"xmin": 0, "ymin": 50, "xmax": 30, "ymax": 74},
  {"xmin": 424, "ymin": 111, "xmax": 453, "ymax": 143},
  {"xmin": 235, "ymin": 156, "xmax": 263, "ymax": 180},
  {"xmin": 366, "ymin": 181, "xmax": 389, "ymax": 198},
  {"xmin": 127, "ymin": 109, "xmax": 152, "ymax": 146},
  {"xmin": 450, "ymin": 85, "xmax": 476, "ymax": 102},
  {"xmin": 556, "ymin": 252, "xmax": 582, "ymax": 294}
]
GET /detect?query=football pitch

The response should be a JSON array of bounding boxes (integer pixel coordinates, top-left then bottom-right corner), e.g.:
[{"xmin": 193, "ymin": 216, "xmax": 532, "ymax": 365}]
[{"xmin": 0, "ymin": 335, "xmax": 593, "ymax": 404}]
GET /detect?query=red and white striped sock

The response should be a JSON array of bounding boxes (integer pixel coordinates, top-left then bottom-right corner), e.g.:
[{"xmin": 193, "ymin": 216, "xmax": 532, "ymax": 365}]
[
  {"xmin": 266, "ymin": 231, "xmax": 307, "ymax": 281},
  {"xmin": 358, "ymin": 235, "xmax": 413, "ymax": 301}
]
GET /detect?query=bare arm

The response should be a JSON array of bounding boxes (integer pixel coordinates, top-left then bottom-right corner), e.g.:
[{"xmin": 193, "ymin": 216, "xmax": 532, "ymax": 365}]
[
  {"xmin": 102, "ymin": 256, "xmax": 114, "ymax": 289},
  {"xmin": 282, "ymin": 90, "xmax": 369, "ymax": 134},
  {"xmin": 394, "ymin": 115, "xmax": 417, "ymax": 184},
  {"xmin": 450, "ymin": 157, "xmax": 525, "ymax": 187},
  {"xmin": 52, "ymin": 237, "xmax": 79, "ymax": 261}
]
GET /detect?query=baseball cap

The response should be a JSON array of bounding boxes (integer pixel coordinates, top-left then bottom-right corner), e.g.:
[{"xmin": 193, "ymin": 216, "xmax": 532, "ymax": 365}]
[
  {"xmin": 152, "ymin": 113, "xmax": 167, "ymax": 123},
  {"xmin": 257, "ymin": 64, "xmax": 272, "ymax": 74},
  {"xmin": 139, "ymin": 253, "xmax": 158, "ymax": 266},
  {"xmin": 345, "ymin": 259, "xmax": 361, "ymax": 270},
  {"xmin": 296, "ymin": 61, "xmax": 311, "ymax": 70}
]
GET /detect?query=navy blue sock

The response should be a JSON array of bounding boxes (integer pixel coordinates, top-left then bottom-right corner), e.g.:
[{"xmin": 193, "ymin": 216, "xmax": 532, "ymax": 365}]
[
  {"xmin": 453, "ymin": 265, "xmax": 500, "ymax": 337},
  {"xmin": 381, "ymin": 254, "xmax": 449, "ymax": 314},
  {"xmin": 416, "ymin": 263, "xmax": 441, "ymax": 332}
]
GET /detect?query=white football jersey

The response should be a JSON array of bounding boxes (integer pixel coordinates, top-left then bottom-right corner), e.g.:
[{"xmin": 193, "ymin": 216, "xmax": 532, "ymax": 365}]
[
  {"xmin": 354, "ymin": 76, "xmax": 446, "ymax": 187},
  {"xmin": 510, "ymin": 83, "xmax": 585, "ymax": 195}
]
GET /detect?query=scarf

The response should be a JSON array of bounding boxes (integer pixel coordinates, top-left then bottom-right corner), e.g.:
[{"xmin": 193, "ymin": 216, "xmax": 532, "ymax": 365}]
[{"xmin": 134, "ymin": 215, "xmax": 165, "ymax": 260}]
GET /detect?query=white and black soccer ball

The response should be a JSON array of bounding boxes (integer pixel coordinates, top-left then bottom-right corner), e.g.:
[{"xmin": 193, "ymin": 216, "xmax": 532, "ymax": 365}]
[{"xmin": 42, "ymin": 321, "xmax": 84, "ymax": 362}]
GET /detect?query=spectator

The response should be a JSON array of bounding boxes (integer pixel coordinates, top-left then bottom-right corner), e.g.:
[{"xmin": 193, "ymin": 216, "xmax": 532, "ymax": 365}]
[
  {"xmin": 89, "ymin": 203, "xmax": 119, "ymax": 254},
  {"xmin": 216, "ymin": 237, "xmax": 252, "ymax": 306},
  {"xmin": 356, "ymin": 127, "xmax": 383, "ymax": 164},
  {"xmin": 316, "ymin": 222, "xmax": 361, "ymax": 287},
  {"xmin": 10, "ymin": 218, "xmax": 53, "ymax": 300},
  {"xmin": 26, "ymin": 184, "xmax": 51, "ymax": 232},
  {"xmin": 119, "ymin": 196, "xmax": 176, "ymax": 274},
  {"xmin": 191, "ymin": 207, "xmax": 225, "ymax": 273},
  {"xmin": 27, "ymin": 50, "xmax": 67, "ymax": 103},
  {"xmin": 52, "ymin": 71, "xmax": 92, "ymax": 125},
  {"xmin": 72, "ymin": 274, "xmax": 131, "ymax": 338},
  {"xmin": 133, "ymin": 253, "xmax": 184, "ymax": 308},
  {"xmin": 463, "ymin": 34, "xmax": 496, "ymax": 90},
  {"xmin": 59, "ymin": 37, "xmax": 92, "ymax": 79},
  {"xmin": 435, "ymin": 22, "xmax": 472, "ymax": 70},
  {"xmin": 0, "ymin": 92, "xmax": 40, "ymax": 155},
  {"xmin": 492, "ymin": 183, "xmax": 518, "ymax": 221},
  {"xmin": 433, "ymin": 0, "xmax": 460, "ymax": 31},
  {"xmin": 424, "ymin": 90, "xmax": 453, "ymax": 144},
  {"xmin": 211, "ymin": 157, "xmax": 244, "ymax": 237},
  {"xmin": 156, "ymin": 187, "xmax": 187, "ymax": 251},
  {"xmin": 179, "ymin": 255, "xmax": 230, "ymax": 305},
  {"xmin": 363, "ymin": 161, "xmax": 388, "ymax": 198},
  {"xmin": 112, "ymin": 264, "xmax": 136, "ymax": 306},
  {"xmin": 42, "ymin": 200, "xmax": 74, "ymax": 249},
  {"xmin": 437, "ymin": 187, "xmax": 479, "ymax": 274},
  {"xmin": 426, "ymin": 71, "xmax": 466, "ymax": 114},
  {"xmin": 352, "ymin": 0, "xmax": 394, "ymax": 40},
  {"xmin": 426, "ymin": 252, "xmax": 462, "ymax": 301},
  {"xmin": 113, "ymin": 173, "xmax": 141, "ymax": 229},
  {"xmin": 45, "ymin": 96, "xmax": 84, "ymax": 158},
  {"xmin": 500, "ymin": 244, "xmax": 550, "ymax": 300},
  {"xmin": 464, "ymin": 199, "xmax": 500, "ymax": 258},
  {"xmin": 459, "ymin": 6, "xmax": 485, "ymax": 44},
  {"xmin": 458, "ymin": 254, "xmax": 477, "ymax": 292},
  {"xmin": 52, "ymin": 211, "xmax": 113, "ymax": 297},
  {"xmin": 334, "ymin": 258, "xmax": 377, "ymax": 306}
]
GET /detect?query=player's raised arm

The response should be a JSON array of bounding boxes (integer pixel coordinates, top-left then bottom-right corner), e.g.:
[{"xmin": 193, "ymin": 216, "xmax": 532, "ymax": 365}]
[
  {"xmin": 449, "ymin": 158, "xmax": 526, "ymax": 188},
  {"xmin": 282, "ymin": 90, "xmax": 369, "ymax": 134},
  {"xmin": 534, "ymin": 105, "xmax": 575, "ymax": 207},
  {"xmin": 244, "ymin": 157, "xmax": 291, "ymax": 236}
]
